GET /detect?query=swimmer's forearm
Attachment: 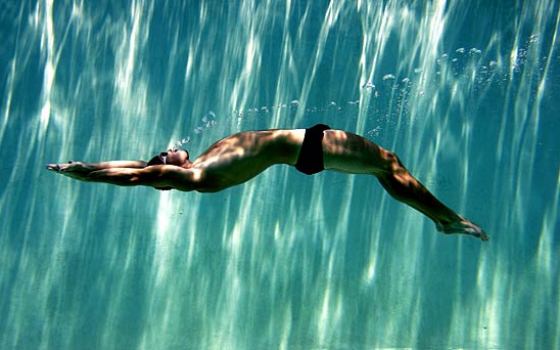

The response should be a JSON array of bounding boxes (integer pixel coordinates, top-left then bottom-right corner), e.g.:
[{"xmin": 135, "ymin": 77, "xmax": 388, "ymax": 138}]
[
  {"xmin": 87, "ymin": 167, "xmax": 166, "ymax": 187},
  {"xmin": 86, "ymin": 166, "xmax": 203, "ymax": 192},
  {"xmin": 87, "ymin": 168, "xmax": 145, "ymax": 186},
  {"xmin": 83, "ymin": 160, "xmax": 147, "ymax": 170}
]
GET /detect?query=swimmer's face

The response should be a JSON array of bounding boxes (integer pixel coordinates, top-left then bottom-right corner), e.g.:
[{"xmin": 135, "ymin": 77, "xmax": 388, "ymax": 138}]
[
  {"xmin": 162, "ymin": 148, "xmax": 189, "ymax": 166},
  {"xmin": 148, "ymin": 148, "xmax": 190, "ymax": 167}
]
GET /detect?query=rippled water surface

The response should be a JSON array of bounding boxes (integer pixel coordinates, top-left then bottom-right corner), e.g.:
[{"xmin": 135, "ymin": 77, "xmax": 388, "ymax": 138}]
[{"xmin": 1, "ymin": 1, "xmax": 559, "ymax": 349}]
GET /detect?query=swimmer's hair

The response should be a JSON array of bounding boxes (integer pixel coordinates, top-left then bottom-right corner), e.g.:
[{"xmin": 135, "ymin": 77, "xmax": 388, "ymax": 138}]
[{"xmin": 147, "ymin": 155, "xmax": 164, "ymax": 167}]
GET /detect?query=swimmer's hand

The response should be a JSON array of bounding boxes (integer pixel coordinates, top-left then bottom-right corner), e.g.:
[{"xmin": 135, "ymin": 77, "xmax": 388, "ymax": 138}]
[{"xmin": 46, "ymin": 161, "xmax": 93, "ymax": 181}]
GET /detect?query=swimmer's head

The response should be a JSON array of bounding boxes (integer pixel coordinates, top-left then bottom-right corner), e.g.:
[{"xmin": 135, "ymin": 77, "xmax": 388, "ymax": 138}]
[{"xmin": 147, "ymin": 148, "xmax": 190, "ymax": 167}]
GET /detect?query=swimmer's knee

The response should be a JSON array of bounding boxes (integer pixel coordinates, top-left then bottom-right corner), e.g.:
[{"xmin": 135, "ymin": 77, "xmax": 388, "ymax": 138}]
[{"xmin": 381, "ymin": 150, "xmax": 405, "ymax": 174}]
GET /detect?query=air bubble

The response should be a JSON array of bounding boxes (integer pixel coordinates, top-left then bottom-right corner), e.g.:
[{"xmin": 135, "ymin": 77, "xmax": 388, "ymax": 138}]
[{"xmin": 382, "ymin": 74, "xmax": 396, "ymax": 81}]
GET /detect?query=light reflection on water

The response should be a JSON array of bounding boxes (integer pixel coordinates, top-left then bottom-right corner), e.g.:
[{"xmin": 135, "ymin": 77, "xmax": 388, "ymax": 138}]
[{"xmin": 0, "ymin": 0, "xmax": 559, "ymax": 349}]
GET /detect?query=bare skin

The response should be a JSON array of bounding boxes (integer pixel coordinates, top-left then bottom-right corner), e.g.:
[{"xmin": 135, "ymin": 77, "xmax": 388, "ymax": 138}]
[{"xmin": 46, "ymin": 128, "xmax": 489, "ymax": 241}]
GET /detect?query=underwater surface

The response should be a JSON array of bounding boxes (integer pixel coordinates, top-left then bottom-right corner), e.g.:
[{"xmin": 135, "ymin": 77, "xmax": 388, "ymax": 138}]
[{"xmin": 0, "ymin": 0, "xmax": 559, "ymax": 349}]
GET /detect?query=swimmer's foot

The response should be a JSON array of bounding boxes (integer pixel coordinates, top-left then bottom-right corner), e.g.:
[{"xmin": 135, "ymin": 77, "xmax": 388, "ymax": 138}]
[{"xmin": 436, "ymin": 216, "xmax": 489, "ymax": 242}]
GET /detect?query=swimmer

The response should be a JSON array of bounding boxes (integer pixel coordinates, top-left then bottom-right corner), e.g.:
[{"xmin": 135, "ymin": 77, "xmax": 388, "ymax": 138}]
[{"xmin": 46, "ymin": 124, "xmax": 489, "ymax": 241}]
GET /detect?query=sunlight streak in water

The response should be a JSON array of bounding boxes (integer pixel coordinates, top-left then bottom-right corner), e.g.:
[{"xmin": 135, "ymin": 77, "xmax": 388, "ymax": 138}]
[{"xmin": 38, "ymin": 0, "xmax": 55, "ymax": 132}]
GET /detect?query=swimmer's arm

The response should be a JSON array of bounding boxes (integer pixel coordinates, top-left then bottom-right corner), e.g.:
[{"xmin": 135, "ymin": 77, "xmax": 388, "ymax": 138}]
[
  {"xmin": 47, "ymin": 161, "xmax": 206, "ymax": 191},
  {"xmin": 87, "ymin": 166, "xmax": 202, "ymax": 191},
  {"xmin": 46, "ymin": 160, "xmax": 147, "ymax": 172},
  {"xmin": 46, "ymin": 160, "xmax": 147, "ymax": 181}
]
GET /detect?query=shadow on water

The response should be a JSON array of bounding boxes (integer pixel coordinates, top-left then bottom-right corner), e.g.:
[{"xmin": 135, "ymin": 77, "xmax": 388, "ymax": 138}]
[{"xmin": 0, "ymin": 0, "xmax": 559, "ymax": 349}]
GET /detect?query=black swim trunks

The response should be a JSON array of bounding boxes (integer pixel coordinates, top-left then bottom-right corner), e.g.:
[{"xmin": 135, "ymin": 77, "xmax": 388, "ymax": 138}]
[{"xmin": 295, "ymin": 124, "xmax": 331, "ymax": 175}]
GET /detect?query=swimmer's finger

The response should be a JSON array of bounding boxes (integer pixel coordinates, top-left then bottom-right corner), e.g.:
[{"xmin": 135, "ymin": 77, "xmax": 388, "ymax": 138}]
[
  {"xmin": 46, "ymin": 164, "xmax": 61, "ymax": 172},
  {"xmin": 46, "ymin": 163, "xmax": 74, "ymax": 173}
]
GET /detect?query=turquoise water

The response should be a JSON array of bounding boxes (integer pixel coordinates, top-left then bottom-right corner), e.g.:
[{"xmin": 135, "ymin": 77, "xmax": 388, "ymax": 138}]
[{"xmin": 1, "ymin": 1, "xmax": 559, "ymax": 349}]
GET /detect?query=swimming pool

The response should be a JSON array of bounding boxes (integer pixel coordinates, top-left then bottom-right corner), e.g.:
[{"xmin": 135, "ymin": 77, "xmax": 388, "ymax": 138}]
[{"xmin": 1, "ymin": 1, "xmax": 558, "ymax": 348}]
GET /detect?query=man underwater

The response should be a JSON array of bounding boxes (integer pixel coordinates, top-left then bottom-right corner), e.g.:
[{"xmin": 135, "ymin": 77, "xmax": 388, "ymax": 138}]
[{"xmin": 47, "ymin": 124, "xmax": 489, "ymax": 241}]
